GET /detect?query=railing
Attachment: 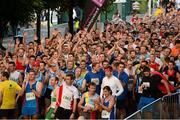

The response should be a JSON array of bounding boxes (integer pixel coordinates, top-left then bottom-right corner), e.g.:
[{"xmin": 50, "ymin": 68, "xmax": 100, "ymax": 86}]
[{"xmin": 125, "ymin": 92, "xmax": 180, "ymax": 119}]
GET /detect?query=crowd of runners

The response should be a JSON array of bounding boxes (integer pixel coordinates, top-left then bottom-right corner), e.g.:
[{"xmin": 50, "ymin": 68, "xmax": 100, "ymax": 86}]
[{"xmin": 0, "ymin": 0, "xmax": 180, "ymax": 119}]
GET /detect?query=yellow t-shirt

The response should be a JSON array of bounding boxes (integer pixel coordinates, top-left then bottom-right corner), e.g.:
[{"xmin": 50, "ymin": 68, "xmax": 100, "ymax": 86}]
[{"xmin": 0, "ymin": 80, "xmax": 22, "ymax": 109}]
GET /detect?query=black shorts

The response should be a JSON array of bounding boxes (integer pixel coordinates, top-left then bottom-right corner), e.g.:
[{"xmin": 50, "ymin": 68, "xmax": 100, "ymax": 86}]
[
  {"xmin": 0, "ymin": 109, "xmax": 15, "ymax": 119},
  {"xmin": 55, "ymin": 107, "xmax": 72, "ymax": 119}
]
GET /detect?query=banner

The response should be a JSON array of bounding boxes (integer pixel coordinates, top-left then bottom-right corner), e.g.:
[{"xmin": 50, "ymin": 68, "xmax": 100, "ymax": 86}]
[{"xmin": 81, "ymin": 0, "xmax": 105, "ymax": 30}]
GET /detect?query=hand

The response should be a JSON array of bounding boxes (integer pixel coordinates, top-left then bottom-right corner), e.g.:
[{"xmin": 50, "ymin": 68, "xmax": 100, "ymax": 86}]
[
  {"xmin": 167, "ymin": 92, "xmax": 171, "ymax": 96},
  {"xmin": 23, "ymin": 32, "xmax": 28, "ymax": 38},
  {"xmin": 69, "ymin": 113, "xmax": 75, "ymax": 119},
  {"xmin": 16, "ymin": 38, "xmax": 20, "ymax": 45},
  {"xmin": 33, "ymin": 34, "xmax": 38, "ymax": 41},
  {"xmin": 51, "ymin": 113, "xmax": 55, "ymax": 118}
]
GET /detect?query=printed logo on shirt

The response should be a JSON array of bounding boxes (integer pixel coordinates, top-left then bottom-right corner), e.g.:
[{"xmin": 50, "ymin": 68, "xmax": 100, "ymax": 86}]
[
  {"xmin": 91, "ymin": 78, "xmax": 99, "ymax": 85},
  {"xmin": 26, "ymin": 92, "xmax": 36, "ymax": 101}
]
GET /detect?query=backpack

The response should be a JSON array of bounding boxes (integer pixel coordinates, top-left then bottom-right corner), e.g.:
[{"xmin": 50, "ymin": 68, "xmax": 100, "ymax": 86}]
[{"xmin": 151, "ymin": 71, "xmax": 175, "ymax": 94}]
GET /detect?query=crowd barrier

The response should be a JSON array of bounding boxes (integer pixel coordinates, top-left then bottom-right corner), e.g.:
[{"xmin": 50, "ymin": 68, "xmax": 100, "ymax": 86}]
[{"xmin": 125, "ymin": 92, "xmax": 180, "ymax": 119}]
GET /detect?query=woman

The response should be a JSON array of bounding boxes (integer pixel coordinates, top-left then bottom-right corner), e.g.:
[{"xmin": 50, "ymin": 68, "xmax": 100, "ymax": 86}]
[{"xmin": 101, "ymin": 86, "xmax": 115, "ymax": 119}]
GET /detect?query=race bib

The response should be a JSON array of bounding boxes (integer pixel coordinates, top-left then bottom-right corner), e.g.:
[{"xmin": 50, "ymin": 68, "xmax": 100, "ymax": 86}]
[
  {"xmin": 26, "ymin": 92, "xmax": 36, "ymax": 101},
  {"xmin": 101, "ymin": 110, "xmax": 110, "ymax": 118},
  {"xmin": 62, "ymin": 94, "xmax": 72, "ymax": 108},
  {"xmin": 91, "ymin": 78, "xmax": 99, "ymax": 85}
]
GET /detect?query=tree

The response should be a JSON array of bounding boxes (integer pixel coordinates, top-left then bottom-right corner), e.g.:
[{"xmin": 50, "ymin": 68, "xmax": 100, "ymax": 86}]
[
  {"xmin": 54, "ymin": 0, "xmax": 87, "ymax": 34},
  {"xmin": 101, "ymin": 0, "xmax": 116, "ymax": 21},
  {"xmin": 0, "ymin": 0, "xmax": 43, "ymax": 50}
]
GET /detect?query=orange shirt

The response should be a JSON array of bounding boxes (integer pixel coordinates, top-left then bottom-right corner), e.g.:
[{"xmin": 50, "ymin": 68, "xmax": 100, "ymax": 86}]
[{"xmin": 171, "ymin": 47, "xmax": 179, "ymax": 57}]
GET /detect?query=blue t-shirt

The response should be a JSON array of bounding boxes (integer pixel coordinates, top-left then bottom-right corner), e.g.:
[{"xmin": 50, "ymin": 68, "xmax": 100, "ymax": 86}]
[
  {"xmin": 84, "ymin": 71, "xmax": 103, "ymax": 95},
  {"xmin": 117, "ymin": 71, "xmax": 129, "ymax": 100}
]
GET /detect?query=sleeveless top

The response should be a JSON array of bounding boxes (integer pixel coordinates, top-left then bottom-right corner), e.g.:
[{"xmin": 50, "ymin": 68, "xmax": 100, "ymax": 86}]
[
  {"xmin": 50, "ymin": 86, "xmax": 59, "ymax": 109},
  {"xmin": 102, "ymin": 96, "xmax": 115, "ymax": 119},
  {"xmin": 22, "ymin": 81, "xmax": 39, "ymax": 109},
  {"xmin": 84, "ymin": 92, "xmax": 98, "ymax": 109},
  {"xmin": 74, "ymin": 77, "xmax": 84, "ymax": 96}
]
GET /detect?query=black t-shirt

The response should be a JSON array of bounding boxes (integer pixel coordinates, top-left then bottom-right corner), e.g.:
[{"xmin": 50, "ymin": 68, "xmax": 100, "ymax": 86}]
[{"xmin": 141, "ymin": 74, "xmax": 162, "ymax": 98}]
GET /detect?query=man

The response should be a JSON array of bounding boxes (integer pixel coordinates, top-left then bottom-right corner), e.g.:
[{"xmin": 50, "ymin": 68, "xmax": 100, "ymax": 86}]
[
  {"xmin": 85, "ymin": 62, "xmax": 103, "ymax": 95},
  {"xmin": 117, "ymin": 62, "xmax": 129, "ymax": 119},
  {"xmin": 171, "ymin": 40, "xmax": 180, "ymax": 57},
  {"xmin": 138, "ymin": 66, "xmax": 171, "ymax": 110},
  {"xmin": 0, "ymin": 71, "xmax": 22, "ymax": 119},
  {"xmin": 53, "ymin": 73, "xmax": 79, "ymax": 119},
  {"xmin": 8, "ymin": 61, "xmax": 23, "ymax": 86},
  {"xmin": 45, "ymin": 77, "xmax": 59, "ymax": 119},
  {"xmin": 100, "ymin": 65, "xmax": 124, "ymax": 98},
  {"xmin": 21, "ymin": 70, "xmax": 43, "ymax": 119},
  {"xmin": 78, "ymin": 82, "xmax": 100, "ymax": 119}
]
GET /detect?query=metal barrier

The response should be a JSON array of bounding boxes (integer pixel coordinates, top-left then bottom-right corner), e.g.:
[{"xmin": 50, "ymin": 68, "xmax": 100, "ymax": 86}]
[
  {"xmin": 141, "ymin": 98, "xmax": 162, "ymax": 119},
  {"xmin": 161, "ymin": 92, "xmax": 180, "ymax": 119},
  {"xmin": 124, "ymin": 110, "xmax": 141, "ymax": 120},
  {"xmin": 125, "ymin": 92, "xmax": 180, "ymax": 119}
]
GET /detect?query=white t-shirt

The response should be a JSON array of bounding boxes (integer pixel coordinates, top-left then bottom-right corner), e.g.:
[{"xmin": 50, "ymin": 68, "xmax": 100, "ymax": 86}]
[
  {"xmin": 100, "ymin": 75, "xmax": 124, "ymax": 98},
  {"xmin": 9, "ymin": 71, "xmax": 20, "ymax": 83},
  {"xmin": 57, "ymin": 82, "xmax": 79, "ymax": 110}
]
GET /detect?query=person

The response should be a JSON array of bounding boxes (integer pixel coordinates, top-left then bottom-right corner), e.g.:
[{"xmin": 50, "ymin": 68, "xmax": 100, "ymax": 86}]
[
  {"xmin": 21, "ymin": 70, "xmax": 43, "ymax": 119},
  {"xmin": 0, "ymin": 71, "xmax": 22, "ymax": 119},
  {"xmin": 45, "ymin": 77, "xmax": 59, "ymax": 120},
  {"xmin": 53, "ymin": 73, "xmax": 79, "ymax": 119},
  {"xmin": 117, "ymin": 62, "xmax": 129, "ymax": 119},
  {"xmin": 138, "ymin": 66, "xmax": 171, "ymax": 110},
  {"xmin": 74, "ymin": 67, "xmax": 86, "ymax": 97},
  {"xmin": 78, "ymin": 82, "xmax": 100, "ymax": 119},
  {"xmin": 85, "ymin": 62, "xmax": 103, "ymax": 95},
  {"xmin": 171, "ymin": 40, "xmax": 180, "ymax": 57},
  {"xmin": 163, "ymin": 60, "xmax": 180, "ymax": 89},
  {"xmin": 100, "ymin": 65, "xmax": 124, "ymax": 98},
  {"xmin": 100, "ymin": 86, "xmax": 116, "ymax": 119},
  {"xmin": 8, "ymin": 61, "xmax": 23, "ymax": 86}
]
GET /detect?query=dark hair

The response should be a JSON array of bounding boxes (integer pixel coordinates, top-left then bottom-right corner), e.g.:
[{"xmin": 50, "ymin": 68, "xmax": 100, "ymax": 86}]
[
  {"xmin": 9, "ymin": 61, "xmax": 16, "ymax": 66},
  {"xmin": 141, "ymin": 60, "xmax": 148, "ymax": 65},
  {"xmin": 2, "ymin": 71, "xmax": 10, "ymax": 79},
  {"xmin": 89, "ymin": 82, "xmax": 96, "ymax": 87},
  {"xmin": 29, "ymin": 55, "xmax": 36, "ymax": 59},
  {"xmin": 103, "ymin": 86, "xmax": 112, "ymax": 95},
  {"xmin": 66, "ymin": 73, "xmax": 75, "ymax": 80},
  {"xmin": 169, "ymin": 60, "xmax": 175, "ymax": 65},
  {"xmin": 55, "ymin": 76, "xmax": 59, "ymax": 81},
  {"xmin": 29, "ymin": 69, "xmax": 35, "ymax": 74},
  {"xmin": 92, "ymin": 62, "xmax": 99, "ymax": 68},
  {"xmin": 104, "ymin": 65, "xmax": 113, "ymax": 71},
  {"xmin": 40, "ymin": 61, "xmax": 46, "ymax": 66},
  {"xmin": 119, "ymin": 62, "xmax": 125, "ymax": 67},
  {"xmin": 175, "ymin": 40, "xmax": 180, "ymax": 45},
  {"xmin": 143, "ymin": 66, "xmax": 150, "ymax": 72}
]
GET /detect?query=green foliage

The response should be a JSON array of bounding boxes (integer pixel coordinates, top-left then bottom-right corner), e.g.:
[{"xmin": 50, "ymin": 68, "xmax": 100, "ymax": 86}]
[
  {"xmin": 0, "ymin": 0, "xmax": 43, "ymax": 26},
  {"xmin": 101, "ymin": 0, "xmax": 116, "ymax": 13}
]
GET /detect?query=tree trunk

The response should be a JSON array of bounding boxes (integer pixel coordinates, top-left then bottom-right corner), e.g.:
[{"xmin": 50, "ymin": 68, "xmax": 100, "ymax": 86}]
[
  {"xmin": 57, "ymin": 14, "xmax": 61, "ymax": 24},
  {"xmin": 47, "ymin": 7, "xmax": 50, "ymax": 38},
  {"xmin": 105, "ymin": 11, "xmax": 108, "ymax": 22},
  {"xmin": 68, "ymin": 7, "xmax": 74, "ymax": 35},
  {"xmin": 36, "ymin": 12, "xmax": 41, "ymax": 43},
  {"xmin": 0, "ymin": 21, "xmax": 7, "ymax": 51}
]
